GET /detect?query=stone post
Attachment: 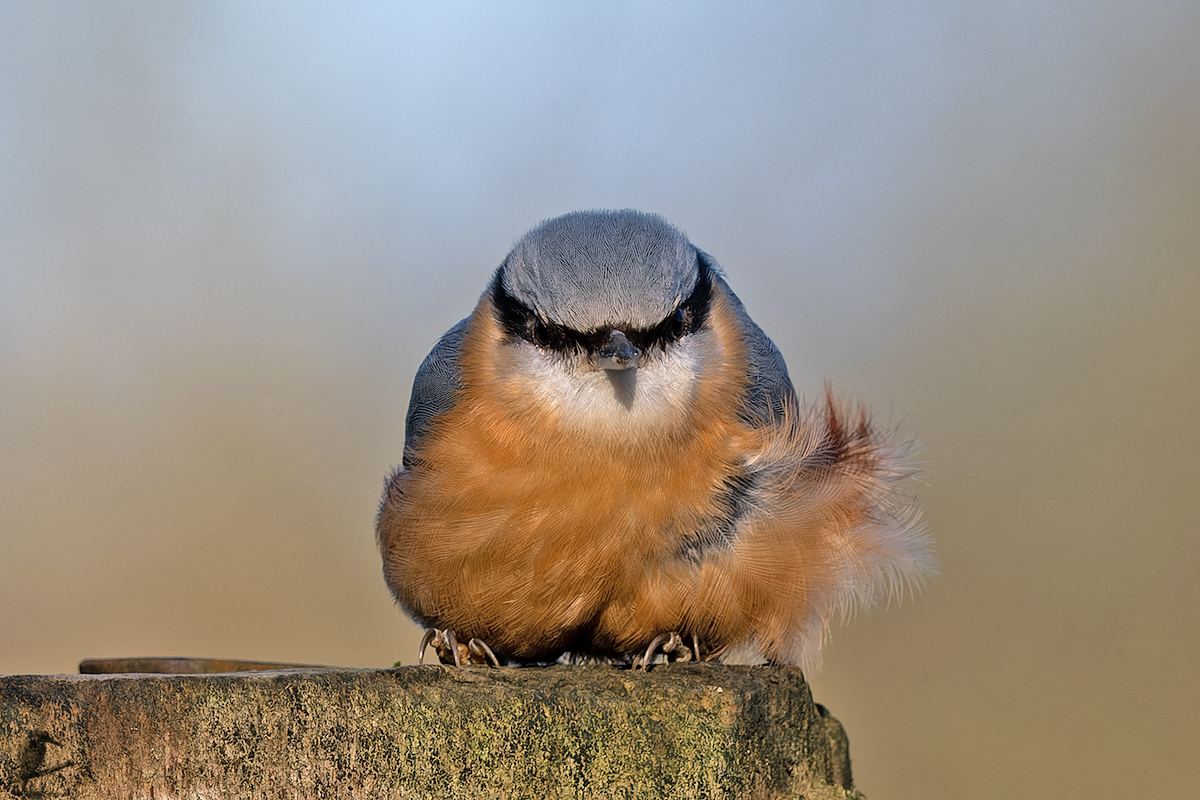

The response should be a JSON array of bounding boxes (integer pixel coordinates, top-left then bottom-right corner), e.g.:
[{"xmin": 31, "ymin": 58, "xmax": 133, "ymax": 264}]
[{"xmin": 0, "ymin": 664, "xmax": 863, "ymax": 799}]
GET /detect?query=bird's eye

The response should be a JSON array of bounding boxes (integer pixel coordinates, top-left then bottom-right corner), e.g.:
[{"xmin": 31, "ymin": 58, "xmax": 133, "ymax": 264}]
[
  {"xmin": 669, "ymin": 307, "xmax": 689, "ymax": 339},
  {"xmin": 530, "ymin": 316, "xmax": 551, "ymax": 348}
]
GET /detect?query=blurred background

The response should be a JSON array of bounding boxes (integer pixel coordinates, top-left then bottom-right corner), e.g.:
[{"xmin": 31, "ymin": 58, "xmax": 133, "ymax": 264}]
[{"xmin": 2, "ymin": 1, "xmax": 1197, "ymax": 797}]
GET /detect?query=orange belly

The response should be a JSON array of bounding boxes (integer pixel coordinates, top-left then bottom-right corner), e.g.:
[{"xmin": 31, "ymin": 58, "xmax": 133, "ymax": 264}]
[{"xmin": 377, "ymin": 396, "xmax": 752, "ymax": 659}]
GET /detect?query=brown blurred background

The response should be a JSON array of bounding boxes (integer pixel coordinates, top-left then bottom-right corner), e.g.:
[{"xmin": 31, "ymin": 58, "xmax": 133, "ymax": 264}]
[{"xmin": 2, "ymin": 2, "xmax": 1197, "ymax": 797}]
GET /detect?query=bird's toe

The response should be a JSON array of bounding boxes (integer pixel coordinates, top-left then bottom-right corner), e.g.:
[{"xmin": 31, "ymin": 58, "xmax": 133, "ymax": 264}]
[
  {"xmin": 466, "ymin": 638, "xmax": 501, "ymax": 667},
  {"xmin": 418, "ymin": 628, "xmax": 501, "ymax": 667},
  {"xmin": 634, "ymin": 631, "xmax": 702, "ymax": 669}
]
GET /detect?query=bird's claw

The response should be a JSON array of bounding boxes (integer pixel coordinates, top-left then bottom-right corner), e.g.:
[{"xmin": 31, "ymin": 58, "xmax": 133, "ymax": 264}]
[
  {"xmin": 418, "ymin": 628, "xmax": 501, "ymax": 667},
  {"xmin": 633, "ymin": 631, "xmax": 702, "ymax": 670},
  {"xmin": 466, "ymin": 637, "xmax": 501, "ymax": 667}
]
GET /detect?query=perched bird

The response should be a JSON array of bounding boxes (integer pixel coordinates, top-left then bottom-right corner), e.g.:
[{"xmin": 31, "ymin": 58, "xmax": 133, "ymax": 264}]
[{"xmin": 377, "ymin": 209, "xmax": 933, "ymax": 669}]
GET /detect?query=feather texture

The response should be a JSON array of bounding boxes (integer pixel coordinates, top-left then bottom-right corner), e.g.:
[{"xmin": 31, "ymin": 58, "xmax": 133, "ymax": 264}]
[{"xmin": 376, "ymin": 216, "xmax": 935, "ymax": 668}]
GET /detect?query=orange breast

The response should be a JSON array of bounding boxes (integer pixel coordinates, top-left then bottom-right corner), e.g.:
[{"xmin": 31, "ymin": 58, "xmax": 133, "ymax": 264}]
[{"xmin": 377, "ymin": 291, "xmax": 754, "ymax": 660}]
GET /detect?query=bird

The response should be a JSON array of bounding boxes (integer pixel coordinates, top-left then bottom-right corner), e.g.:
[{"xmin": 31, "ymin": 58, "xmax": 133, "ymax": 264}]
[{"xmin": 376, "ymin": 209, "xmax": 934, "ymax": 669}]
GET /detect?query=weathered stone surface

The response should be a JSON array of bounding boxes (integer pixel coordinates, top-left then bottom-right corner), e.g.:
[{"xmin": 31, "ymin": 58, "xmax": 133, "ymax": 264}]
[
  {"xmin": 79, "ymin": 657, "xmax": 323, "ymax": 675},
  {"xmin": 0, "ymin": 664, "xmax": 862, "ymax": 799}
]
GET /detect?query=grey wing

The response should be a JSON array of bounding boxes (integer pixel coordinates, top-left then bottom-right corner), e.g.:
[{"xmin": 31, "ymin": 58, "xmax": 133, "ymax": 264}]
[
  {"xmin": 402, "ymin": 317, "xmax": 469, "ymax": 468},
  {"xmin": 673, "ymin": 264, "xmax": 798, "ymax": 562},
  {"xmin": 708, "ymin": 267, "xmax": 797, "ymax": 426}
]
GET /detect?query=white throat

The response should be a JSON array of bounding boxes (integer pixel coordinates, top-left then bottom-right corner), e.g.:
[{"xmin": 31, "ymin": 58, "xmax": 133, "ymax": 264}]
[{"xmin": 508, "ymin": 333, "xmax": 715, "ymax": 444}]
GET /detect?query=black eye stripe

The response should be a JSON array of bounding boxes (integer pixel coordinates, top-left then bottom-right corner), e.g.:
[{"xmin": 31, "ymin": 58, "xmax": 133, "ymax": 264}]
[
  {"xmin": 491, "ymin": 278, "xmax": 589, "ymax": 351},
  {"xmin": 490, "ymin": 255, "xmax": 713, "ymax": 352}
]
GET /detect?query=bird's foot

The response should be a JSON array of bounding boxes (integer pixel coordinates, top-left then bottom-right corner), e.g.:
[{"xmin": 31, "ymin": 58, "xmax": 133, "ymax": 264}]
[
  {"xmin": 418, "ymin": 628, "xmax": 501, "ymax": 667},
  {"xmin": 633, "ymin": 632, "xmax": 702, "ymax": 670}
]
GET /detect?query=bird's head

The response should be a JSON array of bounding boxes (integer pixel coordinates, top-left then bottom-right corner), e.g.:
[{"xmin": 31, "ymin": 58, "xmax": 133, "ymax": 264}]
[{"xmin": 483, "ymin": 209, "xmax": 727, "ymax": 438}]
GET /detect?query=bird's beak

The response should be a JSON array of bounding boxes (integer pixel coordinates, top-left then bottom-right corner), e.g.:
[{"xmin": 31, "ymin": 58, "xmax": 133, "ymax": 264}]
[{"xmin": 595, "ymin": 330, "xmax": 641, "ymax": 371}]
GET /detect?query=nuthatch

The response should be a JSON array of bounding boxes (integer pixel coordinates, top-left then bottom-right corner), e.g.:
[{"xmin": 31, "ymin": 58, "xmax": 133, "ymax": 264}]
[{"xmin": 377, "ymin": 209, "xmax": 933, "ymax": 668}]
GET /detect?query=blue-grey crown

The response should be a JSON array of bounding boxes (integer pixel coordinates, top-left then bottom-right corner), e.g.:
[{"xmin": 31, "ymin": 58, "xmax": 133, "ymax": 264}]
[{"xmin": 500, "ymin": 209, "xmax": 699, "ymax": 332}]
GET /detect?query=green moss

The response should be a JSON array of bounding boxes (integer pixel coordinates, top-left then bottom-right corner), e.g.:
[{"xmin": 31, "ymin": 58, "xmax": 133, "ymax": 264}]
[{"xmin": 0, "ymin": 665, "xmax": 863, "ymax": 799}]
